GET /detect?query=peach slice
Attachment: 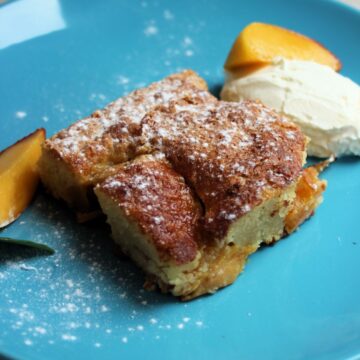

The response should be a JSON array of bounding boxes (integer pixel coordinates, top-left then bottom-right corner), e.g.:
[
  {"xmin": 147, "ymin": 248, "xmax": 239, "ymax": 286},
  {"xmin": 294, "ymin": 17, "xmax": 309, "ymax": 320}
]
[
  {"xmin": 224, "ymin": 22, "xmax": 341, "ymax": 72},
  {"xmin": 0, "ymin": 128, "xmax": 46, "ymax": 228}
]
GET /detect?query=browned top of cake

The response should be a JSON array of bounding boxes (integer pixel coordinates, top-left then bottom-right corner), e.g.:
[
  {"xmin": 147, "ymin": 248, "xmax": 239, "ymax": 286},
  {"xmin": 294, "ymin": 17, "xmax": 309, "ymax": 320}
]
[
  {"xmin": 137, "ymin": 100, "xmax": 306, "ymax": 238},
  {"xmin": 97, "ymin": 154, "xmax": 201, "ymax": 265},
  {"xmin": 43, "ymin": 69, "xmax": 307, "ymax": 255},
  {"xmin": 44, "ymin": 70, "xmax": 216, "ymax": 180}
]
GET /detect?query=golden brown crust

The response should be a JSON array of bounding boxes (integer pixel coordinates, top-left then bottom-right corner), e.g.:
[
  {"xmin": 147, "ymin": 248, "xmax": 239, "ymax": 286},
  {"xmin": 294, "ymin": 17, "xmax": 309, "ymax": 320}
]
[
  {"xmin": 285, "ymin": 166, "xmax": 327, "ymax": 234},
  {"xmin": 42, "ymin": 70, "xmax": 215, "ymax": 184},
  {"xmin": 95, "ymin": 96, "xmax": 307, "ymax": 282},
  {"xmin": 96, "ymin": 154, "xmax": 201, "ymax": 265},
  {"xmin": 138, "ymin": 100, "xmax": 306, "ymax": 240},
  {"xmin": 182, "ymin": 243, "xmax": 257, "ymax": 300}
]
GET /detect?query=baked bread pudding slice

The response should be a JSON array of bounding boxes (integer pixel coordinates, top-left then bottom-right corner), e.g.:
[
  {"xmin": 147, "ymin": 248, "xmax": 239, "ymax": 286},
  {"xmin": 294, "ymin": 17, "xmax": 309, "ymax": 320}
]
[
  {"xmin": 39, "ymin": 70, "xmax": 215, "ymax": 212},
  {"xmin": 39, "ymin": 70, "xmax": 326, "ymax": 299},
  {"xmin": 95, "ymin": 98, "xmax": 326, "ymax": 300}
]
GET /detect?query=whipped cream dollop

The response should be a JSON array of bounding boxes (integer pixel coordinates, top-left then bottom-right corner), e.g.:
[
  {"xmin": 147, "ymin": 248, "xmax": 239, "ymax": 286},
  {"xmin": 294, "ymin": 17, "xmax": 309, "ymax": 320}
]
[{"xmin": 221, "ymin": 58, "xmax": 360, "ymax": 157}]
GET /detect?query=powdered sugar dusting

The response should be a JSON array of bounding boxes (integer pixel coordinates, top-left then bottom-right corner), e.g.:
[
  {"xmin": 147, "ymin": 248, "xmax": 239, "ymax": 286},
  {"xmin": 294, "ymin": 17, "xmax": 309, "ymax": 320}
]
[
  {"xmin": 62, "ymin": 334, "xmax": 77, "ymax": 341},
  {"xmin": 24, "ymin": 339, "xmax": 33, "ymax": 346},
  {"xmin": 117, "ymin": 75, "xmax": 130, "ymax": 86},
  {"xmin": 163, "ymin": 10, "xmax": 174, "ymax": 20},
  {"xmin": 15, "ymin": 111, "xmax": 27, "ymax": 119},
  {"xmin": 144, "ymin": 25, "xmax": 158, "ymax": 36}
]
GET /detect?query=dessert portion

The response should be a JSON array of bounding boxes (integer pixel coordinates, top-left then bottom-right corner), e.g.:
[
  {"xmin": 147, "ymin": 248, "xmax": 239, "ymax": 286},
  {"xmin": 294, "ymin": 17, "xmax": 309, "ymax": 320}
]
[
  {"xmin": 39, "ymin": 70, "xmax": 216, "ymax": 212},
  {"xmin": 40, "ymin": 71, "xmax": 326, "ymax": 299},
  {"xmin": 0, "ymin": 128, "xmax": 45, "ymax": 228},
  {"xmin": 221, "ymin": 23, "xmax": 360, "ymax": 158},
  {"xmin": 95, "ymin": 96, "xmax": 325, "ymax": 299}
]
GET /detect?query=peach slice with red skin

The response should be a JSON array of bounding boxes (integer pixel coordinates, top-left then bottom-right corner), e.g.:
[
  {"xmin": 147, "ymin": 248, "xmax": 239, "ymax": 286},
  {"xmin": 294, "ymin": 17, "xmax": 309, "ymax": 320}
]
[
  {"xmin": 0, "ymin": 128, "xmax": 46, "ymax": 228},
  {"xmin": 225, "ymin": 22, "xmax": 341, "ymax": 72}
]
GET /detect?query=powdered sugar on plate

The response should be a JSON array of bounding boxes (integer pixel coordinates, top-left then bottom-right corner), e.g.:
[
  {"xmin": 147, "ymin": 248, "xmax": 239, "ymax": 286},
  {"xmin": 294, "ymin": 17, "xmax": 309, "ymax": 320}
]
[{"xmin": 0, "ymin": 193, "xmax": 207, "ymax": 350}]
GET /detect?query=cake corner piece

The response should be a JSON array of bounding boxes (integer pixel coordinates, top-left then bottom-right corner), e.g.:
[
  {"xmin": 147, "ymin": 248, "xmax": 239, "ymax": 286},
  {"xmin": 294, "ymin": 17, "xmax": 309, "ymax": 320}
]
[{"xmin": 38, "ymin": 69, "xmax": 214, "ymax": 213}]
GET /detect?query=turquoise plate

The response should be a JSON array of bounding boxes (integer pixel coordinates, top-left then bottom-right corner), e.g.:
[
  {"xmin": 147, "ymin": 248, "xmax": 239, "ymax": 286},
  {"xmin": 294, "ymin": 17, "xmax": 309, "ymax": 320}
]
[{"xmin": 1, "ymin": 0, "xmax": 359, "ymax": 359}]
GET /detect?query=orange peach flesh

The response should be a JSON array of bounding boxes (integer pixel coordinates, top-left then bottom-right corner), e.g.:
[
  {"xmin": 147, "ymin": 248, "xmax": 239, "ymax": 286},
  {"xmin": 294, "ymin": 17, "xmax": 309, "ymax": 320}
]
[
  {"xmin": 225, "ymin": 22, "xmax": 341, "ymax": 72},
  {"xmin": 0, "ymin": 128, "xmax": 46, "ymax": 228}
]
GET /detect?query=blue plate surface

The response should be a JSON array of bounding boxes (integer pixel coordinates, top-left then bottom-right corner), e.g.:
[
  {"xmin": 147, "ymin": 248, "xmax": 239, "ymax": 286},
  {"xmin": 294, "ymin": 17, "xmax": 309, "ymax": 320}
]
[{"xmin": 0, "ymin": 0, "xmax": 360, "ymax": 359}]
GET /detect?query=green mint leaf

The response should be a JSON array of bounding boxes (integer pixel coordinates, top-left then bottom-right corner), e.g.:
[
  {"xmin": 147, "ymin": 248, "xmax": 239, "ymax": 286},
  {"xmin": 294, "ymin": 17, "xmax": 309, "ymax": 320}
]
[{"xmin": 0, "ymin": 237, "xmax": 55, "ymax": 254}]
